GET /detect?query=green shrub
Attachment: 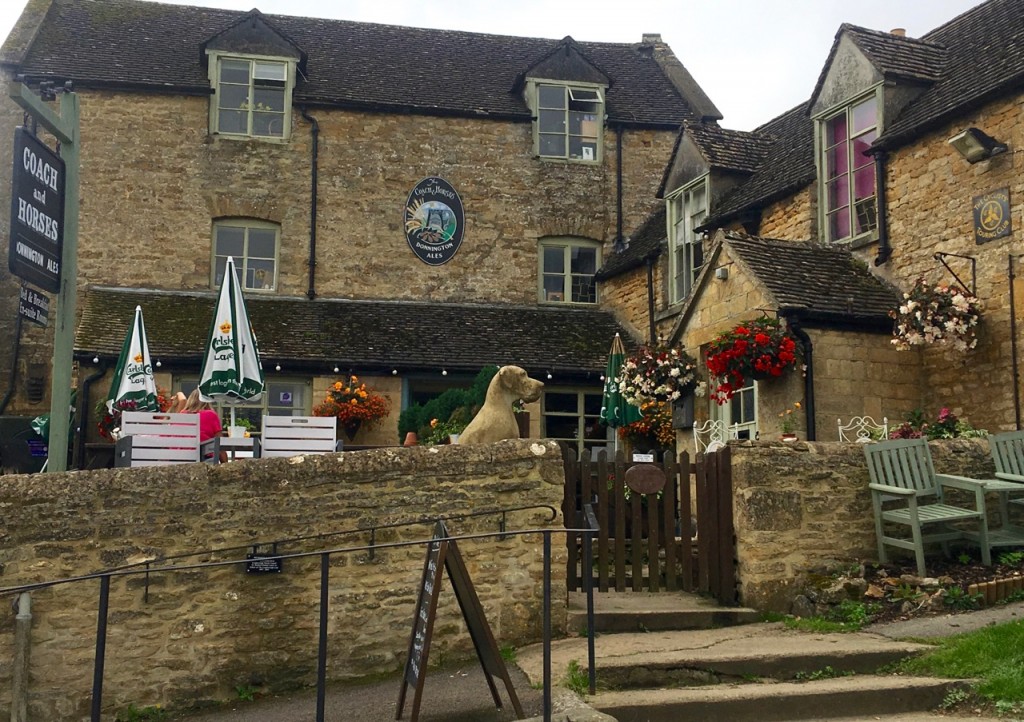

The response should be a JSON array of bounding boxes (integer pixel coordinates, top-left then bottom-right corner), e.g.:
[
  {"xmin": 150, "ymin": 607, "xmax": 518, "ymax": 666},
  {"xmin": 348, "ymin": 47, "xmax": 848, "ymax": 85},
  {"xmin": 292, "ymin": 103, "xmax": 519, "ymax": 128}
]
[{"xmin": 397, "ymin": 366, "xmax": 498, "ymax": 441}]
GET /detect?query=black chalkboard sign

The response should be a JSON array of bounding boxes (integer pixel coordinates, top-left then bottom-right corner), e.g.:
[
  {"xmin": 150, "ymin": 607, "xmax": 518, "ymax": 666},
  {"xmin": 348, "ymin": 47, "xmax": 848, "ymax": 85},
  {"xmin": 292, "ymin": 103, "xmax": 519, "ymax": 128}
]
[{"xmin": 396, "ymin": 522, "xmax": 523, "ymax": 721}]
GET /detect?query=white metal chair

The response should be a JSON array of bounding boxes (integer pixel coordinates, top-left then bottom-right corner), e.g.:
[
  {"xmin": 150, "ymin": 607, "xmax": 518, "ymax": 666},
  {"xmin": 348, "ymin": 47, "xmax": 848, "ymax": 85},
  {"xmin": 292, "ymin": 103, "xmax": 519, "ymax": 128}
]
[
  {"xmin": 259, "ymin": 416, "xmax": 338, "ymax": 458},
  {"xmin": 838, "ymin": 416, "xmax": 888, "ymax": 443},
  {"xmin": 692, "ymin": 420, "xmax": 738, "ymax": 455},
  {"xmin": 115, "ymin": 411, "xmax": 219, "ymax": 467}
]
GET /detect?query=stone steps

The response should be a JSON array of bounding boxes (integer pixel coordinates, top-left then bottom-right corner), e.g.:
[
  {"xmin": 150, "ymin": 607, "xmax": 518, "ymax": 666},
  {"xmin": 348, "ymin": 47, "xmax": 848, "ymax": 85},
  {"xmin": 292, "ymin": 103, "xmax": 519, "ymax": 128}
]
[
  {"xmin": 590, "ymin": 675, "xmax": 969, "ymax": 722},
  {"xmin": 517, "ymin": 594, "xmax": 963, "ymax": 721}
]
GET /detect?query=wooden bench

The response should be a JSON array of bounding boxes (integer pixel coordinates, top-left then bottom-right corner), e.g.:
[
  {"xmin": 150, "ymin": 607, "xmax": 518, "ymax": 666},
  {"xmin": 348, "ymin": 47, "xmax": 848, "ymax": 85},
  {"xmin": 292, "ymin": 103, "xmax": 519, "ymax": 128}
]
[
  {"xmin": 259, "ymin": 416, "xmax": 338, "ymax": 458},
  {"xmin": 985, "ymin": 430, "xmax": 1024, "ymax": 535},
  {"xmin": 114, "ymin": 412, "xmax": 220, "ymax": 467},
  {"xmin": 865, "ymin": 437, "xmax": 991, "ymax": 576}
]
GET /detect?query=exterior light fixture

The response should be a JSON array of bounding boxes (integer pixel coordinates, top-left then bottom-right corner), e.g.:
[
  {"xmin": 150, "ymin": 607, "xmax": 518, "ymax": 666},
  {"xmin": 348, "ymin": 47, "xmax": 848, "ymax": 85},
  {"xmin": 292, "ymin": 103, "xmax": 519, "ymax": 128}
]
[
  {"xmin": 275, "ymin": 364, "xmax": 281, "ymax": 371},
  {"xmin": 546, "ymin": 371, "xmax": 553, "ymax": 380},
  {"xmin": 333, "ymin": 365, "xmax": 339, "ymax": 373},
  {"xmin": 948, "ymin": 128, "xmax": 1008, "ymax": 163},
  {"xmin": 442, "ymin": 369, "xmax": 448, "ymax": 376},
  {"xmin": 93, "ymin": 356, "xmax": 99, "ymax": 364},
  {"xmin": 155, "ymin": 360, "xmax": 161, "ymax": 368},
  {"xmin": 392, "ymin": 369, "xmax": 398, "ymax": 375}
]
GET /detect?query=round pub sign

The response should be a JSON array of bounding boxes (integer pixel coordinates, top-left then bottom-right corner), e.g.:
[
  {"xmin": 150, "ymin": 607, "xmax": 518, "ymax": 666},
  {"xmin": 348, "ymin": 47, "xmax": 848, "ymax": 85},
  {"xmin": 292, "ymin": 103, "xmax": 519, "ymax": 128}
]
[{"xmin": 404, "ymin": 177, "xmax": 464, "ymax": 266}]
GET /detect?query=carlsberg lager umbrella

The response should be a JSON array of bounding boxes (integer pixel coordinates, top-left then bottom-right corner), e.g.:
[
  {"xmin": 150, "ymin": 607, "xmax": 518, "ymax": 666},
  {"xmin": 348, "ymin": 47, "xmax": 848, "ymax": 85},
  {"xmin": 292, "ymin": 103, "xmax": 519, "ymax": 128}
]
[
  {"xmin": 198, "ymin": 256, "xmax": 265, "ymax": 424},
  {"xmin": 106, "ymin": 305, "xmax": 160, "ymax": 414},
  {"xmin": 599, "ymin": 333, "xmax": 642, "ymax": 450}
]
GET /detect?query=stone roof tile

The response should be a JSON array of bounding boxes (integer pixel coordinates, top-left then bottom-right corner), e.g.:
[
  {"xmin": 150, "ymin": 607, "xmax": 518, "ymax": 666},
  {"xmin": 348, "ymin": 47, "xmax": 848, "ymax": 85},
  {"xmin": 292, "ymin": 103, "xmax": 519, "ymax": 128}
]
[
  {"xmin": 6, "ymin": 0, "xmax": 699, "ymax": 126},
  {"xmin": 686, "ymin": 122, "xmax": 769, "ymax": 174},
  {"xmin": 75, "ymin": 288, "xmax": 636, "ymax": 376},
  {"xmin": 595, "ymin": 206, "xmax": 665, "ymax": 280},
  {"xmin": 724, "ymin": 232, "xmax": 899, "ymax": 321}
]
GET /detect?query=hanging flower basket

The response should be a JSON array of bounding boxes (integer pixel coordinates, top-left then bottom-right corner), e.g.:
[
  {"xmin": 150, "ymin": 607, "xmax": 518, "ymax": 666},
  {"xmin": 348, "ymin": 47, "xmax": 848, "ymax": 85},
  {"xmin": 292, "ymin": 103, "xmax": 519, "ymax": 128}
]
[
  {"xmin": 617, "ymin": 400, "xmax": 675, "ymax": 451},
  {"xmin": 617, "ymin": 345, "xmax": 704, "ymax": 407},
  {"xmin": 889, "ymin": 278, "xmax": 982, "ymax": 352},
  {"xmin": 312, "ymin": 376, "xmax": 390, "ymax": 437},
  {"xmin": 705, "ymin": 317, "xmax": 799, "ymax": 404}
]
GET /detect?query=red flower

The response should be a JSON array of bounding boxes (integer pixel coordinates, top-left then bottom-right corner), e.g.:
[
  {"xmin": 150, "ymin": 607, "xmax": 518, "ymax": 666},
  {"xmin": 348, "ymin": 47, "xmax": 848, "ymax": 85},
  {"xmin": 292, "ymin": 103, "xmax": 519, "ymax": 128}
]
[{"xmin": 704, "ymin": 317, "xmax": 800, "ymax": 404}]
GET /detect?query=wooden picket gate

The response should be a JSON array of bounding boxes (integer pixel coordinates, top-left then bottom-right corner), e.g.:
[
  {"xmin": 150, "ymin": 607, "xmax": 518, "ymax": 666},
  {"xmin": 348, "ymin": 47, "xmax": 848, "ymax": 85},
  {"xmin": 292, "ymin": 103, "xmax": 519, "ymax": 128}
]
[{"xmin": 562, "ymin": 445, "xmax": 736, "ymax": 605}]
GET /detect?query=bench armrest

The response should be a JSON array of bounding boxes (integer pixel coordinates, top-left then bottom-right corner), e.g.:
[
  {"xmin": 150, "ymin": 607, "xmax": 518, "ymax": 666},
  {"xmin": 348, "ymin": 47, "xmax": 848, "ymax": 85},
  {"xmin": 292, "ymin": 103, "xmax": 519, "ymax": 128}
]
[
  {"xmin": 868, "ymin": 483, "xmax": 914, "ymax": 496},
  {"xmin": 996, "ymin": 471, "xmax": 1024, "ymax": 484},
  {"xmin": 935, "ymin": 473, "xmax": 988, "ymax": 491}
]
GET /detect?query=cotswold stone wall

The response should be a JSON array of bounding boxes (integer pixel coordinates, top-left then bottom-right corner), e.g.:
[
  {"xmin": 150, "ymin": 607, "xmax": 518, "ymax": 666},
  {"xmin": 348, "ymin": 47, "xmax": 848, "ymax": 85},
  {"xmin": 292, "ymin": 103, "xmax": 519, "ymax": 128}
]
[
  {"xmin": 808, "ymin": 328, "xmax": 924, "ymax": 440},
  {"xmin": 758, "ymin": 186, "xmax": 815, "ymax": 240},
  {"xmin": 0, "ymin": 85, "xmax": 678, "ymax": 414},
  {"xmin": 731, "ymin": 439, "xmax": 994, "ymax": 611},
  {"xmin": 599, "ymin": 264, "xmax": 657, "ymax": 344},
  {"xmin": 0, "ymin": 440, "xmax": 566, "ymax": 720},
  {"xmin": 852, "ymin": 95, "xmax": 1023, "ymax": 432}
]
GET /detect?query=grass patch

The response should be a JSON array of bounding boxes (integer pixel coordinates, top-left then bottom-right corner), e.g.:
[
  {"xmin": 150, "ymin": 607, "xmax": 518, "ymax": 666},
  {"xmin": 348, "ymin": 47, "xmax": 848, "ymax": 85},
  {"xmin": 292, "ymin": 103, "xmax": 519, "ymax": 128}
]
[
  {"xmin": 899, "ymin": 619, "xmax": 1024, "ymax": 712},
  {"xmin": 563, "ymin": 659, "xmax": 589, "ymax": 696},
  {"xmin": 499, "ymin": 644, "xmax": 517, "ymax": 663},
  {"xmin": 760, "ymin": 601, "xmax": 878, "ymax": 633}
]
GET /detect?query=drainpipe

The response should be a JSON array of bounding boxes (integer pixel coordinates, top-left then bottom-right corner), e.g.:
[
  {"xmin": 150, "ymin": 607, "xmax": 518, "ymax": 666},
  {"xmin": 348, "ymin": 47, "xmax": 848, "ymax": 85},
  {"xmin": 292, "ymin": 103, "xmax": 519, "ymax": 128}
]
[
  {"xmin": 12, "ymin": 592, "xmax": 31, "ymax": 722},
  {"xmin": 786, "ymin": 315, "xmax": 816, "ymax": 441},
  {"xmin": 74, "ymin": 362, "xmax": 108, "ymax": 469},
  {"xmin": 1010, "ymin": 255, "xmax": 1021, "ymax": 430},
  {"xmin": 0, "ymin": 314, "xmax": 23, "ymax": 414},
  {"xmin": 615, "ymin": 125, "xmax": 624, "ymax": 246},
  {"xmin": 300, "ymin": 107, "xmax": 320, "ymax": 300},
  {"xmin": 646, "ymin": 254, "xmax": 657, "ymax": 344},
  {"xmin": 872, "ymin": 150, "xmax": 892, "ymax": 266}
]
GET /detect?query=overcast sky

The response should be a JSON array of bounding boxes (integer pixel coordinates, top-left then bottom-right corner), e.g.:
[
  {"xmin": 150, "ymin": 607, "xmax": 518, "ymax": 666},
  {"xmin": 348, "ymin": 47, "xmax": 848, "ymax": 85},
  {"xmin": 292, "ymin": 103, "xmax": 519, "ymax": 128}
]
[{"xmin": 1, "ymin": 0, "xmax": 982, "ymax": 131}]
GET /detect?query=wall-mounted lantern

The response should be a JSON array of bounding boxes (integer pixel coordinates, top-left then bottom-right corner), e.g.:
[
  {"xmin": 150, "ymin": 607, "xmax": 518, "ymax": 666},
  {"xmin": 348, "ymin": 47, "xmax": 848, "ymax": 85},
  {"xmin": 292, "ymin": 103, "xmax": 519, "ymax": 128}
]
[{"xmin": 948, "ymin": 128, "xmax": 1008, "ymax": 163}]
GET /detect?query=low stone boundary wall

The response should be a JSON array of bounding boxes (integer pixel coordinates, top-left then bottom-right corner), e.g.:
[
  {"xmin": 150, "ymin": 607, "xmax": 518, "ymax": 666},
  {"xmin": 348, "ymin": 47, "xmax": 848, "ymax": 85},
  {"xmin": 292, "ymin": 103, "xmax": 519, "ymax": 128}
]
[
  {"xmin": 0, "ymin": 440, "xmax": 566, "ymax": 720},
  {"xmin": 731, "ymin": 438, "xmax": 994, "ymax": 611}
]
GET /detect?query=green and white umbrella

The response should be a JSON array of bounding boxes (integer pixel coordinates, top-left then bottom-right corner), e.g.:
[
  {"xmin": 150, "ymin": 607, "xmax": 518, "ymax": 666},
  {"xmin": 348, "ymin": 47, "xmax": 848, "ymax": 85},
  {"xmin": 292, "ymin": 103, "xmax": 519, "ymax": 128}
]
[
  {"xmin": 199, "ymin": 256, "xmax": 265, "ymax": 424},
  {"xmin": 106, "ymin": 305, "xmax": 160, "ymax": 415},
  {"xmin": 599, "ymin": 333, "xmax": 642, "ymax": 449}
]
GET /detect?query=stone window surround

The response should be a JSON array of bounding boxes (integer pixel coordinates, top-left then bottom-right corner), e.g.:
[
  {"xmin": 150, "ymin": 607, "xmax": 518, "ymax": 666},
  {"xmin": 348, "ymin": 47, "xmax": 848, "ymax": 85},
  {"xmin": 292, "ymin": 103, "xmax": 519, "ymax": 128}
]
[
  {"xmin": 666, "ymin": 175, "xmax": 709, "ymax": 306},
  {"xmin": 207, "ymin": 50, "xmax": 296, "ymax": 142},
  {"xmin": 814, "ymin": 86, "xmax": 881, "ymax": 246},
  {"xmin": 212, "ymin": 217, "xmax": 281, "ymax": 293},
  {"xmin": 526, "ymin": 78, "xmax": 606, "ymax": 164},
  {"xmin": 538, "ymin": 236, "xmax": 602, "ymax": 305}
]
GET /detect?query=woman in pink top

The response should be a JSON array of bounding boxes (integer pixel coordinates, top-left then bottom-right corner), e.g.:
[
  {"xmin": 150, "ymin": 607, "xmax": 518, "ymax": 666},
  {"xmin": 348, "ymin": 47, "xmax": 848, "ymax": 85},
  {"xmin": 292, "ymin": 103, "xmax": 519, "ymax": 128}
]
[{"xmin": 168, "ymin": 390, "xmax": 225, "ymax": 462}]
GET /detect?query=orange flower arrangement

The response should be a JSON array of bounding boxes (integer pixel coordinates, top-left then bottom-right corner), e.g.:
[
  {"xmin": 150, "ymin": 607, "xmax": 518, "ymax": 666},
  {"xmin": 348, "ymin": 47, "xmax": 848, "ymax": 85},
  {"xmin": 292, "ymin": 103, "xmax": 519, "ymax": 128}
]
[
  {"xmin": 312, "ymin": 375, "xmax": 390, "ymax": 429},
  {"xmin": 617, "ymin": 400, "xmax": 675, "ymax": 449}
]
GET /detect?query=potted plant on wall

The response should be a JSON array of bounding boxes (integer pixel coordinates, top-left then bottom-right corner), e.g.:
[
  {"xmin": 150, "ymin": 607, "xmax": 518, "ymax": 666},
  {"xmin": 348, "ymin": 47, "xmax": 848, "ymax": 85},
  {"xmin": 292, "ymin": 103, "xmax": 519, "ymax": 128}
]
[
  {"xmin": 889, "ymin": 278, "xmax": 982, "ymax": 352},
  {"xmin": 779, "ymin": 402, "xmax": 801, "ymax": 441},
  {"xmin": 705, "ymin": 316, "xmax": 799, "ymax": 404},
  {"xmin": 312, "ymin": 375, "xmax": 391, "ymax": 441}
]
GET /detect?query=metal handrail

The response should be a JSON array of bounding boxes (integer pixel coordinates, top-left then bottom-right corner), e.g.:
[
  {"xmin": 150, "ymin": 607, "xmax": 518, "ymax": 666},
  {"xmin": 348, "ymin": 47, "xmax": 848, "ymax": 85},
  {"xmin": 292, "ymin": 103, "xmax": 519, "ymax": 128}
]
[
  {"xmin": 85, "ymin": 503, "xmax": 558, "ymax": 602},
  {"xmin": 3, "ymin": 525, "xmax": 588, "ymax": 722}
]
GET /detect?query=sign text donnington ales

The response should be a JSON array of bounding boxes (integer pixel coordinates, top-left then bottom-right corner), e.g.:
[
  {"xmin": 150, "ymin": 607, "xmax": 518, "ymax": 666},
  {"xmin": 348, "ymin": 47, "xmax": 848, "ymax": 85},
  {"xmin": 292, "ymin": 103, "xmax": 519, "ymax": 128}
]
[
  {"xmin": 8, "ymin": 127, "xmax": 65, "ymax": 293},
  {"xmin": 404, "ymin": 177, "xmax": 464, "ymax": 266}
]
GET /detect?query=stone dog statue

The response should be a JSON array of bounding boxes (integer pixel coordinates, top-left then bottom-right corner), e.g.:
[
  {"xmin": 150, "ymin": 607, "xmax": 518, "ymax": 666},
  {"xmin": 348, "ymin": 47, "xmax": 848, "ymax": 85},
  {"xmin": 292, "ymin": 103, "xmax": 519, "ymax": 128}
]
[{"xmin": 458, "ymin": 365, "xmax": 544, "ymax": 444}]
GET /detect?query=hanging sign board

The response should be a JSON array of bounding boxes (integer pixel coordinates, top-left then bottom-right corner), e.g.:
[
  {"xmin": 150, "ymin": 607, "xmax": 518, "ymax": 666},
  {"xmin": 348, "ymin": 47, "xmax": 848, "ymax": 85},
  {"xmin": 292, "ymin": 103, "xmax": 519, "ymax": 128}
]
[
  {"xmin": 404, "ymin": 177, "xmax": 465, "ymax": 266},
  {"xmin": 973, "ymin": 188, "xmax": 1011, "ymax": 244},
  {"xmin": 396, "ymin": 521, "xmax": 523, "ymax": 721},
  {"xmin": 18, "ymin": 285, "xmax": 49, "ymax": 328},
  {"xmin": 8, "ymin": 127, "xmax": 65, "ymax": 293}
]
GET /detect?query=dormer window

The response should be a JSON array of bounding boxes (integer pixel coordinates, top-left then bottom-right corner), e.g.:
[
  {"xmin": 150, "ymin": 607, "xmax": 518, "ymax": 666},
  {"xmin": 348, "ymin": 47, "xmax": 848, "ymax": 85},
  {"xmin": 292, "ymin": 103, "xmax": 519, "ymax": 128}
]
[
  {"xmin": 209, "ymin": 54, "xmax": 293, "ymax": 139},
  {"xmin": 533, "ymin": 82, "xmax": 604, "ymax": 162},
  {"xmin": 819, "ymin": 93, "xmax": 878, "ymax": 243}
]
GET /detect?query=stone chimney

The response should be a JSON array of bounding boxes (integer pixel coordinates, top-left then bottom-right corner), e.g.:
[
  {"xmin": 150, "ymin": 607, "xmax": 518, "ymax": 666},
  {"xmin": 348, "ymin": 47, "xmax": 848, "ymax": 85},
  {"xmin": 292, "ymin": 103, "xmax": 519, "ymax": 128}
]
[
  {"xmin": 890, "ymin": 28, "xmax": 907, "ymax": 37},
  {"xmin": 641, "ymin": 33, "xmax": 663, "ymax": 45}
]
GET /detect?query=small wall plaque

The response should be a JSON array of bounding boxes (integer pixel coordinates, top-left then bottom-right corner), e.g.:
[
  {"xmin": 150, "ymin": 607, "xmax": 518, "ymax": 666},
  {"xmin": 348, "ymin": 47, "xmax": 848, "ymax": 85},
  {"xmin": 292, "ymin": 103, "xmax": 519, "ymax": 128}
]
[
  {"xmin": 245, "ymin": 543, "xmax": 282, "ymax": 574},
  {"xmin": 973, "ymin": 188, "xmax": 1011, "ymax": 244}
]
